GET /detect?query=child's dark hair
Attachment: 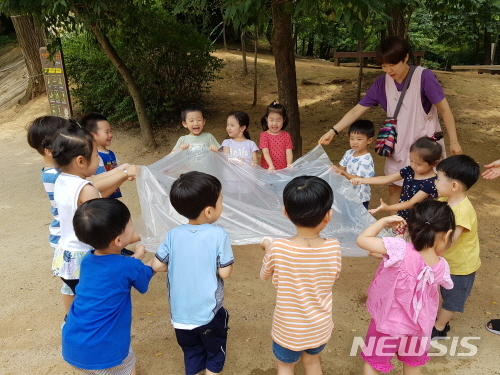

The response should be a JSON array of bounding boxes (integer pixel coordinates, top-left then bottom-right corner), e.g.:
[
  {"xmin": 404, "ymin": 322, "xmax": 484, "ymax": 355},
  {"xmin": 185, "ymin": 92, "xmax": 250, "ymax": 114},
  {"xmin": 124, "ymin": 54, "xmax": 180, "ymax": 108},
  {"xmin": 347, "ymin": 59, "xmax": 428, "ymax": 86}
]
[
  {"xmin": 74, "ymin": 198, "xmax": 131, "ymax": 250},
  {"xmin": 283, "ymin": 176, "xmax": 333, "ymax": 228},
  {"xmin": 80, "ymin": 113, "xmax": 108, "ymax": 134},
  {"xmin": 170, "ymin": 171, "xmax": 222, "ymax": 220},
  {"xmin": 375, "ymin": 36, "xmax": 413, "ymax": 65},
  {"xmin": 229, "ymin": 111, "xmax": 251, "ymax": 139},
  {"xmin": 408, "ymin": 200, "xmax": 455, "ymax": 251},
  {"xmin": 348, "ymin": 120, "xmax": 375, "ymax": 139},
  {"xmin": 409, "ymin": 131, "xmax": 444, "ymax": 164},
  {"xmin": 436, "ymin": 155, "xmax": 480, "ymax": 190},
  {"xmin": 181, "ymin": 104, "xmax": 205, "ymax": 122},
  {"xmin": 27, "ymin": 116, "xmax": 70, "ymax": 155},
  {"xmin": 261, "ymin": 101, "xmax": 288, "ymax": 131},
  {"xmin": 51, "ymin": 123, "xmax": 95, "ymax": 168}
]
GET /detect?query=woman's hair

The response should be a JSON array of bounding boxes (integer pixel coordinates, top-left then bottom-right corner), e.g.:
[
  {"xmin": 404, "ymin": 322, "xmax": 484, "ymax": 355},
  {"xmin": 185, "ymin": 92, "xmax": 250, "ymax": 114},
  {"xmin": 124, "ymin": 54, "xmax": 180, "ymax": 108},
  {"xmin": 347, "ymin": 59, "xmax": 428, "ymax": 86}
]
[
  {"xmin": 375, "ymin": 36, "xmax": 413, "ymax": 65},
  {"xmin": 229, "ymin": 111, "xmax": 251, "ymax": 140},
  {"xmin": 409, "ymin": 131, "xmax": 444, "ymax": 164},
  {"xmin": 261, "ymin": 101, "xmax": 288, "ymax": 131},
  {"xmin": 74, "ymin": 198, "xmax": 131, "ymax": 250},
  {"xmin": 408, "ymin": 200, "xmax": 455, "ymax": 251},
  {"xmin": 26, "ymin": 116, "xmax": 70, "ymax": 155},
  {"xmin": 283, "ymin": 176, "xmax": 333, "ymax": 228},
  {"xmin": 50, "ymin": 123, "xmax": 95, "ymax": 168}
]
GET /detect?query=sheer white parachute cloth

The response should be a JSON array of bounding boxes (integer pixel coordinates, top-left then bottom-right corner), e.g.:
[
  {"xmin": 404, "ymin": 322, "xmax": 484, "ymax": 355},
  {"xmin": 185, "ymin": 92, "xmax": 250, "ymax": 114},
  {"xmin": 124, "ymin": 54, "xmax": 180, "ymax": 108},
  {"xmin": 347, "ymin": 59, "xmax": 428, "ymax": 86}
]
[{"xmin": 136, "ymin": 144, "xmax": 388, "ymax": 256}]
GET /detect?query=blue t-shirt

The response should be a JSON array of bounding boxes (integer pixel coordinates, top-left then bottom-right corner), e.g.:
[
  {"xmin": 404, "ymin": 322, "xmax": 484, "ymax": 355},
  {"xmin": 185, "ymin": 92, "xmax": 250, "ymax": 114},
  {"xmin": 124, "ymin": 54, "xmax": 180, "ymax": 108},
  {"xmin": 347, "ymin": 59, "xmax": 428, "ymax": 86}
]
[
  {"xmin": 398, "ymin": 166, "xmax": 438, "ymax": 220},
  {"xmin": 156, "ymin": 224, "xmax": 234, "ymax": 326},
  {"xmin": 95, "ymin": 149, "xmax": 122, "ymax": 198},
  {"xmin": 41, "ymin": 167, "xmax": 61, "ymax": 248},
  {"xmin": 62, "ymin": 251, "xmax": 153, "ymax": 370}
]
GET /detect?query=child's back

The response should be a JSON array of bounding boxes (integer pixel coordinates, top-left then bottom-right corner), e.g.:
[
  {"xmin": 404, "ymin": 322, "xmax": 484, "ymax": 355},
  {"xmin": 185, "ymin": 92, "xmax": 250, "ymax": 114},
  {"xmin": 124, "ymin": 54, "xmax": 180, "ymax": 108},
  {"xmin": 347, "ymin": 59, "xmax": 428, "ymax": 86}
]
[{"xmin": 261, "ymin": 238, "xmax": 341, "ymax": 350}]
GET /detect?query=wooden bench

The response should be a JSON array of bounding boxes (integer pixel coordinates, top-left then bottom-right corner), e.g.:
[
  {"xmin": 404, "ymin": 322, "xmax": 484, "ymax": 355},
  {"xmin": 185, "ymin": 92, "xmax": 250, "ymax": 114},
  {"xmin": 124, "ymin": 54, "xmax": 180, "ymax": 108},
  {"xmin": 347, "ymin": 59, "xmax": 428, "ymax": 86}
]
[
  {"xmin": 450, "ymin": 65, "xmax": 499, "ymax": 72},
  {"xmin": 478, "ymin": 68, "xmax": 500, "ymax": 75},
  {"xmin": 333, "ymin": 51, "xmax": 425, "ymax": 67}
]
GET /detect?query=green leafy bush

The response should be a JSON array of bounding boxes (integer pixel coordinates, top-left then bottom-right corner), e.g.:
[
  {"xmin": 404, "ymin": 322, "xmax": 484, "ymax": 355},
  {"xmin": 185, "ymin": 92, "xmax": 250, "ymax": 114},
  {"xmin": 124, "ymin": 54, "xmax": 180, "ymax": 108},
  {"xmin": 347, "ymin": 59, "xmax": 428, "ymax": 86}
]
[{"xmin": 62, "ymin": 9, "xmax": 223, "ymax": 125}]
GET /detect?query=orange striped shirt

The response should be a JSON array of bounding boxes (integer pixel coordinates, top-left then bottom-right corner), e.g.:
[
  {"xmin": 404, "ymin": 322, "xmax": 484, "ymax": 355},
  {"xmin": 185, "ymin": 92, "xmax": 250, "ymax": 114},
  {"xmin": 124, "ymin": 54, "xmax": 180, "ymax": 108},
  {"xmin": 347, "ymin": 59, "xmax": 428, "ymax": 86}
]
[{"xmin": 260, "ymin": 238, "xmax": 341, "ymax": 351}]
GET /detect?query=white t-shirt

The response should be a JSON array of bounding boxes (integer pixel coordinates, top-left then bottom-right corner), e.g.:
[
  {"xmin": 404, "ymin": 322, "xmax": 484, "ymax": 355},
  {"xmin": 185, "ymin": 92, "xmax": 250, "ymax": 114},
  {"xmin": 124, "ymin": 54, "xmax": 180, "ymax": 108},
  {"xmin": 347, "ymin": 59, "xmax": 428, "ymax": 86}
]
[
  {"xmin": 339, "ymin": 149, "xmax": 375, "ymax": 202},
  {"xmin": 221, "ymin": 139, "xmax": 259, "ymax": 164}
]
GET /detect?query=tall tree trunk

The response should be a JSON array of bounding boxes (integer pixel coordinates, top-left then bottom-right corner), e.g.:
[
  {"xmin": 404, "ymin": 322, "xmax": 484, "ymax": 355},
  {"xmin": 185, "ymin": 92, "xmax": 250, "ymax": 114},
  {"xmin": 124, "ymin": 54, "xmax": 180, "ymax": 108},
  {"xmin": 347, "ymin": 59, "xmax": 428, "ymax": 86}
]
[
  {"xmin": 87, "ymin": 23, "xmax": 156, "ymax": 148},
  {"xmin": 11, "ymin": 15, "xmax": 46, "ymax": 104},
  {"xmin": 306, "ymin": 33, "xmax": 314, "ymax": 56},
  {"xmin": 484, "ymin": 28, "xmax": 492, "ymax": 65},
  {"xmin": 493, "ymin": 33, "xmax": 499, "ymax": 65},
  {"xmin": 241, "ymin": 30, "xmax": 248, "ymax": 75},
  {"xmin": 252, "ymin": 26, "xmax": 258, "ymax": 106},
  {"xmin": 222, "ymin": 22, "xmax": 227, "ymax": 49},
  {"xmin": 271, "ymin": 1, "xmax": 302, "ymax": 158},
  {"xmin": 357, "ymin": 39, "xmax": 364, "ymax": 102},
  {"xmin": 386, "ymin": 4, "xmax": 414, "ymax": 39}
]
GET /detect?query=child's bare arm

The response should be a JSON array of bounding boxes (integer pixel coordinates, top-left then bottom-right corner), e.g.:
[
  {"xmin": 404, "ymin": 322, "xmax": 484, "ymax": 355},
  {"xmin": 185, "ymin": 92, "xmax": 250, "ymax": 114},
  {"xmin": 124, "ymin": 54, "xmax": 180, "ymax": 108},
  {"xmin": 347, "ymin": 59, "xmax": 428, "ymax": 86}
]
[
  {"xmin": 78, "ymin": 183, "xmax": 100, "ymax": 205},
  {"xmin": 286, "ymin": 149, "xmax": 293, "ymax": 167},
  {"xmin": 261, "ymin": 148, "xmax": 275, "ymax": 170},
  {"xmin": 356, "ymin": 215, "xmax": 406, "ymax": 254},
  {"xmin": 369, "ymin": 190, "xmax": 429, "ymax": 214},
  {"xmin": 222, "ymin": 146, "xmax": 230, "ymax": 154},
  {"xmin": 132, "ymin": 244, "xmax": 146, "ymax": 260},
  {"xmin": 332, "ymin": 165, "xmax": 362, "ymax": 180},
  {"xmin": 252, "ymin": 151, "xmax": 258, "ymax": 165},
  {"xmin": 451, "ymin": 225, "xmax": 465, "ymax": 244},
  {"xmin": 90, "ymin": 164, "xmax": 138, "ymax": 197},
  {"xmin": 151, "ymin": 257, "xmax": 168, "ymax": 272},
  {"xmin": 351, "ymin": 172, "xmax": 401, "ymax": 186},
  {"xmin": 218, "ymin": 264, "xmax": 233, "ymax": 279}
]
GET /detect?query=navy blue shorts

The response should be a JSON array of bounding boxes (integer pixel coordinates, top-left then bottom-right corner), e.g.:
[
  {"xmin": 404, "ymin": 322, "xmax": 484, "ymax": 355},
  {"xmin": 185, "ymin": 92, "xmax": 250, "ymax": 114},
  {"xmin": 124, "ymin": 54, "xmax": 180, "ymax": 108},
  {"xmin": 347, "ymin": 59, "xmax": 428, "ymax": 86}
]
[
  {"xmin": 272, "ymin": 341, "xmax": 326, "ymax": 363},
  {"xmin": 175, "ymin": 307, "xmax": 229, "ymax": 375},
  {"xmin": 440, "ymin": 272, "xmax": 476, "ymax": 313}
]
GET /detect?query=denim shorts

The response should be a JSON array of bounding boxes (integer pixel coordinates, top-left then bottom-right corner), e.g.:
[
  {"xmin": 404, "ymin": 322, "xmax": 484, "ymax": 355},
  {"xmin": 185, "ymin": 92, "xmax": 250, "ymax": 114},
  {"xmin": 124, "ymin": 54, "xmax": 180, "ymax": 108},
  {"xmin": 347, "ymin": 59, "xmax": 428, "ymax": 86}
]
[
  {"xmin": 272, "ymin": 341, "xmax": 326, "ymax": 364},
  {"xmin": 440, "ymin": 272, "xmax": 476, "ymax": 313}
]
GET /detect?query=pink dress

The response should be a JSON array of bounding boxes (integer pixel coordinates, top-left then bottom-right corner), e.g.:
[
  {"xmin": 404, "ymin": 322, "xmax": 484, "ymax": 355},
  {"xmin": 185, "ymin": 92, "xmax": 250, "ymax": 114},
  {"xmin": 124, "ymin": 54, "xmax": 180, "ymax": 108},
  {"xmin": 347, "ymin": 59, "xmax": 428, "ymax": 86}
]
[
  {"xmin": 384, "ymin": 66, "xmax": 445, "ymax": 186},
  {"xmin": 367, "ymin": 237, "xmax": 453, "ymax": 340},
  {"xmin": 259, "ymin": 131, "xmax": 293, "ymax": 170}
]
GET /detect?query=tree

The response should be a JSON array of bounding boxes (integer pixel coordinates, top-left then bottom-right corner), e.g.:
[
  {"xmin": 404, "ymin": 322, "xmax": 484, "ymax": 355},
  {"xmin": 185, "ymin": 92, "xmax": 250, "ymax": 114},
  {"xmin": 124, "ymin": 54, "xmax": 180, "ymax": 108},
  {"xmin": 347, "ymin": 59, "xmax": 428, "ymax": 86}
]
[
  {"xmin": 10, "ymin": 15, "xmax": 46, "ymax": 104},
  {"xmin": 0, "ymin": 0, "xmax": 157, "ymax": 148}
]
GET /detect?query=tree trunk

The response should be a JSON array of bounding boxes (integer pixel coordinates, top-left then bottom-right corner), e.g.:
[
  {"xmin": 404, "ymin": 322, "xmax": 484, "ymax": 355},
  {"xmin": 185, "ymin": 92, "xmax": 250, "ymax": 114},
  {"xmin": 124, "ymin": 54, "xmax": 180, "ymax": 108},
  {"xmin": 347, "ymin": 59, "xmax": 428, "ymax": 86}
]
[
  {"xmin": 241, "ymin": 30, "xmax": 248, "ymax": 75},
  {"xmin": 271, "ymin": 1, "xmax": 302, "ymax": 158},
  {"xmin": 222, "ymin": 22, "xmax": 227, "ymax": 49},
  {"xmin": 252, "ymin": 26, "xmax": 258, "ymax": 106},
  {"xmin": 357, "ymin": 39, "xmax": 364, "ymax": 102},
  {"xmin": 11, "ymin": 15, "xmax": 46, "ymax": 104},
  {"xmin": 87, "ymin": 23, "xmax": 156, "ymax": 148},
  {"xmin": 493, "ymin": 34, "xmax": 499, "ymax": 65},
  {"xmin": 484, "ymin": 28, "xmax": 492, "ymax": 65},
  {"xmin": 386, "ymin": 4, "xmax": 414, "ymax": 39},
  {"xmin": 306, "ymin": 33, "xmax": 314, "ymax": 56}
]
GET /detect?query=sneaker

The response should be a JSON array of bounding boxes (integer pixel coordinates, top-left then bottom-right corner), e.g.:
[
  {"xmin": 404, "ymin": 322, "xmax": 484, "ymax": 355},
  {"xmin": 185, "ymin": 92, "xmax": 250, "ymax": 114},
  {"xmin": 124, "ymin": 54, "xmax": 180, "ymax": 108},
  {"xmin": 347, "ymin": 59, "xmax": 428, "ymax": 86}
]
[
  {"xmin": 431, "ymin": 323, "xmax": 450, "ymax": 340},
  {"xmin": 121, "ymin": 248, "xmax": 135, "ymax": 256}
]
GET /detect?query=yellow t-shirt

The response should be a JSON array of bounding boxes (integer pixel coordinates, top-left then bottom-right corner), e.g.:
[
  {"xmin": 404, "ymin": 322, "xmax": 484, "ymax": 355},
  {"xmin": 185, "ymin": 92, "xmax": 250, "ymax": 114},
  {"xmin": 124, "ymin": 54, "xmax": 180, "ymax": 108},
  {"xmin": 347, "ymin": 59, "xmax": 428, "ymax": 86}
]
[{"xmin": 439, "ymin": 197, "xmax": 480, "ymax": 275}]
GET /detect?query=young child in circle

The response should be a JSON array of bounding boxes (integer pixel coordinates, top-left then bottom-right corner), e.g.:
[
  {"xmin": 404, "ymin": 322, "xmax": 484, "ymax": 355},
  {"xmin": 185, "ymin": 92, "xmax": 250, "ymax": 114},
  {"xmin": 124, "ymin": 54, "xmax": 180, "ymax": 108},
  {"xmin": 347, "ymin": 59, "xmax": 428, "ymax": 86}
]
[
  {"xmin": 50, "ymin": 124, "xmax": 137, "ymax": 302},
  {"xmin": 259, "ymin": 101, "xmax": 293, "ymax": 170},
  {"xmin": 221, "ymin": 111, "xmax": 259, "ymax": 165},
  {"xmin": 62, "ymin": 198, "xmax": 153, "ymax": 375},
  {"xmin": 26, "ymin": 116, "xmax": 75, "ymax": 309},
  {"xmin": 80, "ymin": 113, "xmax": 122, "ymax": 199},
  {"xmin": 172, "ymin": 104, "xmax": 221, "ymax": 152},
  {"xmin": 260, "ymin": 176, "xmax": 341, "ymax": 375},
  {"xmin": 356, "ymin": 200, "xmax": 455, "ymax": 375},
  {"xmin": 351, "ymin": 132, "xmax": 443, "ymax": 220},
  {"xmin": 332, "ymin": 119, "xmax": 375, "ymax": 209},
  {"xmin": 433, "ymin": 155, "xmax": 481, "ymax": 338},
  {"xmin": 151, "ymin": 171, "xmax": 234, "ymax": 375}
]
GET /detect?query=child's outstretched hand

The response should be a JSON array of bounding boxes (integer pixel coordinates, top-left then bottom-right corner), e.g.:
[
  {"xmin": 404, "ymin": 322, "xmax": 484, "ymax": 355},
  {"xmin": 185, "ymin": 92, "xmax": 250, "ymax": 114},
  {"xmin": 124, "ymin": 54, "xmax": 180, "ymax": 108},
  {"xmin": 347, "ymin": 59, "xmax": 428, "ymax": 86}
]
[
  {"xmin": 132, "ymin": 244, "xmax": 147, "ymax": 260},
  {"xmin": 267, "ymin": 165, "xmax": 275, "ymax": 173},
  {"xmin": 368, "ymin": 198, "xmax": 389, "ymax": 214},
  {"xmin": 209, "ymin": 145, "xmax": 219, "ymax": 152},
  {"xmin": 287, "ymin": 164, "xmax": 293, "ymax": 169},
  {"xmin": 179, "ymin": 143, "xmax": 190, "ymax": 150},
  {"xmin": 382, "ymin": 215, "xmax": 407, "ymax": 232},
  {"xmin": 351, "ymin": 178, "xmax": 364, "ymax": 186},
  {"xmin": 124, "ymin": 164, "xmax": 139, "ymax": 181}
]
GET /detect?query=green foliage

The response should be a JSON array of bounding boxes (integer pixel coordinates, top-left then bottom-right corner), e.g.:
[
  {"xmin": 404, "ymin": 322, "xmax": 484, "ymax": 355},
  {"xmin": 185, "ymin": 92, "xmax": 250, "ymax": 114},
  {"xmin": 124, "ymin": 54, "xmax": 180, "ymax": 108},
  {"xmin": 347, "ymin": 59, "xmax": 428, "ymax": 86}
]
[
  {"xmin": 0, "ymin": 33, "xmax": 16, "ymax": 46},
  {"xmin": 63, "ymin": 9, "xmax": 223, "ymax": 125}
]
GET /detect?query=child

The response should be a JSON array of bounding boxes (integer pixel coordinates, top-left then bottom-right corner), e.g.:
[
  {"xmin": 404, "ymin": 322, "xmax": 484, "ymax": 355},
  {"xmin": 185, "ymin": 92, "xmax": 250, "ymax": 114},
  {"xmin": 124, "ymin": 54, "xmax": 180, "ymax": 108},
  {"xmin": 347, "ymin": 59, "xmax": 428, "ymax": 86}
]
[
  {"xmin": 80, "ymin": 112, "xmax": 122, "ymax": 199},
  {"xmin": 221, "ymin": 111, "xmax": 259, "ymax": 165},
  {"xmin": 260, "ymin": 176, "xmax": 341, "ymax": 375},
  {"xmin": 260, "ymin": 101, "xmax": 293, "ymax": 170},
  {"xmin": 332, "ymin": 119, "xmax": 375, "ymax": 208},
  {"xmin": 26, "ymin": 116, "xmax": 74, "ymax": 309},
  {"xmin": 356, "ymin": 200, "xmax": 455, "ymax": 375},
  {"xmin": 151, "ymin": 171, "xmax": 234, "ymax": 375},
  {"xmin": 62, "ymin": 198, "xmax": 153, "ymax": 375},
  {"xmin": 351, "ymin": 132, "xmax": 443, "ymax": 220},
  {"xmin": 172, "ymin": 104, "xmax": 221, "ymax": 152},
  {"xmin": 50, "ymin": 124, "xmax": 137, "ymax": 301},
  {"xmin": 433, "ymin": 155, "xmax": 480, "ymax": 338}
]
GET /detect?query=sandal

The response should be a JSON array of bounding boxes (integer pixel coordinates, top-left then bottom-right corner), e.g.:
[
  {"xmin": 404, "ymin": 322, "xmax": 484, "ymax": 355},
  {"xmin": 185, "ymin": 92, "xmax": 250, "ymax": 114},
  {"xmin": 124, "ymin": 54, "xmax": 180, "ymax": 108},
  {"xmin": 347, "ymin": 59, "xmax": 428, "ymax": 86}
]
[
  {"xmin": 486, "ymin": 319, "xmax": 500, "ymax": 335},
  {"xmin": 431, "ymin": 323, "xmax": 450, "ymax": 340}
]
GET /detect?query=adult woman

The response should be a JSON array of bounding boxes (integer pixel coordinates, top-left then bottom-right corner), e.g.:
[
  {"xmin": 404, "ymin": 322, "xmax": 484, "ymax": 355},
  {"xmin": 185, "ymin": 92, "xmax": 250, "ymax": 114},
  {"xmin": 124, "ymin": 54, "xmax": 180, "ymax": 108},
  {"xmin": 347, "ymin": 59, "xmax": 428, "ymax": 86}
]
[{"xmin": 319, "ymin": 37, "xmax": 462, "ymax": 206}]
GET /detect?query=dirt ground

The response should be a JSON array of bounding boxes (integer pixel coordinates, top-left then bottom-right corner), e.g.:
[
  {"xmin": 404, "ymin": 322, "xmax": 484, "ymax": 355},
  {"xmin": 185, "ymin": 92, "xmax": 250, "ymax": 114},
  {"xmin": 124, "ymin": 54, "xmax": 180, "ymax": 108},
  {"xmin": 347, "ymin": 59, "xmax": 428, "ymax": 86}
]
[{"xmin": 1, "ymin": 49, "xmax": 499, "ymax": 375}]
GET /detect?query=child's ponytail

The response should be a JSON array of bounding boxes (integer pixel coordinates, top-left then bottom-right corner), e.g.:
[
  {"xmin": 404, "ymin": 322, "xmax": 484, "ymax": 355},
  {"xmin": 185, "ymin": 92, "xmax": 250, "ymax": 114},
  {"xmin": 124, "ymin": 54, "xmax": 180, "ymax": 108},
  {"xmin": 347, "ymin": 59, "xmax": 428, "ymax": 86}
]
[
  {"xmin": 261, "ymin": 101, "xmax": 288, "ymax": 131},
  {"xmin": 410, "ymin": 131, "xmax": 444, "ymax": 165},
  {"xmin": 51, "ymin": 122, "xmax": 95, "ymax": 168},
  {"xmin": 408, "ymin": 200, "xmax": 455, "ymax": 251}
]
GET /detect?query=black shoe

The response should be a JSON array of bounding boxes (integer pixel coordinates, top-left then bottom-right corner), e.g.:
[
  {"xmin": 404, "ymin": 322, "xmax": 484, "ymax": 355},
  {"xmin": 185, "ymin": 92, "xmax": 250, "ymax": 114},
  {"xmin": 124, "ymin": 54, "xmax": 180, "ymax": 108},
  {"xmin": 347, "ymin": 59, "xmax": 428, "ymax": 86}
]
[
  {"xmin": 121, "ymin": 249, "xmax": 135, "ymax": 256},
  {"xmin": 431, "ymin": 323, "xmax": 450, "ymax": 340}
]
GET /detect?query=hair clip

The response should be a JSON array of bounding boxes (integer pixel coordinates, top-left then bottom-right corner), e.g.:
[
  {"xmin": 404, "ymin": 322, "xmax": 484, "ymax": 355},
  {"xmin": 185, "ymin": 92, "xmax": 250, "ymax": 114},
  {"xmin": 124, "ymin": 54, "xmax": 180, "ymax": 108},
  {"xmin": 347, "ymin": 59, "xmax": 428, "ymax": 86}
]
[
  {"xmin": 273, "ymin": 101, "xmax": 277, "ymax": 105},
  {"xmin": 76, "ymin": 121, "xmax": 82, "ymax": 128},
  {"xmin": 425, "ymin": 221, "xmax": 431, "ymax": 225}
]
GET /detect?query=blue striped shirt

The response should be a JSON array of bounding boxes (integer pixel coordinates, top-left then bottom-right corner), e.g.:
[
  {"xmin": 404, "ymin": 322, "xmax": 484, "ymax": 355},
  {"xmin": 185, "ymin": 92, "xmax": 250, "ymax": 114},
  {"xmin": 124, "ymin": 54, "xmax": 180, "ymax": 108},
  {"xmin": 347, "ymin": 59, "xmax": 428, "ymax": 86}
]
[{"xmin": 41, "ymin": 167, "xmax": 61, "ymax": 248}]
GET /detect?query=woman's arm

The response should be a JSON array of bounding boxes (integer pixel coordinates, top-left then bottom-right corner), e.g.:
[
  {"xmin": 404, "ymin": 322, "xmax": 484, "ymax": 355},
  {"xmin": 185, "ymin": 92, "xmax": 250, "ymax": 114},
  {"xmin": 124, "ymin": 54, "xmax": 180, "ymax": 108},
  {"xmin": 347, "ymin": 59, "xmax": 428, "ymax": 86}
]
[
  {"xmin": 483, "ymin": 159, "xmax": 500, "ymax": 179},
  {"xmin": 351, "ymin": 172, "xmax": 402, "ymax": 186},
  {"xmin": 434, "ymin": 98, "xmax": 462, "ymax": 155},
  {"xmin": 318, "ymin": 104, "xmax": 370, "ymax": 145},
  {"xmin": 356, "ymin": 216, "xmax": 407, "ymax": 254},
  {"xmin": 261, "ymin": 148, "xmax": 275, "ymax": 170},
  {"xmin": 369, "ymin": 190, "xmax": 430, "ymax": 214}
]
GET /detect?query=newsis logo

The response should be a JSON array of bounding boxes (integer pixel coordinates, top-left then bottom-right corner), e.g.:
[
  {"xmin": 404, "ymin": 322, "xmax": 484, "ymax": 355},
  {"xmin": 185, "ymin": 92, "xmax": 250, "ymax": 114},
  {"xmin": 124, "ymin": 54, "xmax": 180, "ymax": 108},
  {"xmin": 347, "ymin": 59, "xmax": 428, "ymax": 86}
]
[{"xmin": 350, "ymin": 336, "xmax": 480, "ymax": 357}]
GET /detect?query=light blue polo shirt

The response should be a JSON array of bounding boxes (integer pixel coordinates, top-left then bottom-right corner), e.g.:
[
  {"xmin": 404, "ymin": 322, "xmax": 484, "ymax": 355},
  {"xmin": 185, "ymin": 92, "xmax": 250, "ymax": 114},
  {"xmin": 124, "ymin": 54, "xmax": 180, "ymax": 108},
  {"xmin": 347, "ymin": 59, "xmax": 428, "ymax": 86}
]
[{"xmin": 156, "ymin": 223, "xmax": 234, "ymax": 326}]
